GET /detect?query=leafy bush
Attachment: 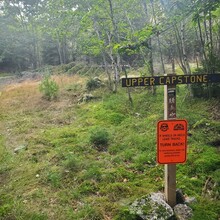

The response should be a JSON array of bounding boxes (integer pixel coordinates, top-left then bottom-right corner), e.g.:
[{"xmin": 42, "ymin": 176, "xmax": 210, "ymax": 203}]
[
  {"xmin": 86, "ymin": 78, "xmax": 101, "ymax": 91},
  {"xmin": 108, "ymin": 112, "xmax": 126, "ymax": 125},
  {"xmin": 89, "ymin": 127, "xmax": 110, "ymax": 151},
  {"xmin": 191, "ymin": 83, "xmax": 220, "ymax": 99},
  {"xmin": 191, "ymin": 67, "xmax": 220, "ymax": 98},
  {"xmin": 39, "ymin": 75, "xmax": 59, "ymax": 100}
]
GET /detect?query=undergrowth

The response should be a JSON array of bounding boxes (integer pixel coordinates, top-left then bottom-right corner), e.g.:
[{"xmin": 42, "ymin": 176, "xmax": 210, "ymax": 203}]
[{"xmin": 0, "ymin": 73, "xmax": 219, "ymax": 220}]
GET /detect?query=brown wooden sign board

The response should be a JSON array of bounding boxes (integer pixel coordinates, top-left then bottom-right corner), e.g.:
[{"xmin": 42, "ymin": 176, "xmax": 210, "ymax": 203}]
[{"xmin": 121, "ymin": 74, "xmax": 220, "ymax": 87}]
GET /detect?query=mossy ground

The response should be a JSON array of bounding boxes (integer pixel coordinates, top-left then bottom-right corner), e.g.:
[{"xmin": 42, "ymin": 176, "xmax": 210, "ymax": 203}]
[{"xmin": 0, "ymin": 72, "xmax": 219, "ymax": 219}]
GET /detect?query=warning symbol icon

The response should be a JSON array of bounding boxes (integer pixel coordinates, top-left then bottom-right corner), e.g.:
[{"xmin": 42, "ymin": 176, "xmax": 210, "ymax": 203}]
[
  {"xmin": 174, "ymin": 124, "xmax": 184, "ymax": 130},
  {"xmin": 160, "ymin": 123, "xmax": 169, "ymax": 132}
]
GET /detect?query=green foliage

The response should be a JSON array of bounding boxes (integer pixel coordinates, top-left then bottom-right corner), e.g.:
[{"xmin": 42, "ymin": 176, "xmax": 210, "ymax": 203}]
[
  {"xmin": 0, "ymin": 195, "xmax": 14, "ymax": 218},
  {"xmin": 191, "ymin": 199, "xmax": 220, "ymax": 220},
  {"xmin": 100, "ymin": 182, "xmax": 133, "ymax": 200},
  {"xmin": 86, "ymin": 78, "xmax": 101, "ymax": 91},
  {"xmin": 192, "ymin": 148, "xmax": 220, "ymax": 173},
  {"xmin": 89, "ymin": 127, "xmax": 110, "ymax": 151},
  {"xmin": 106, "ymin": 112, "xmax": 126, "ymax": 125},
  {"xmin": 191, "ymin": 83, "xmax": 220, "ymax": 99},
  {"xmin": 82, "ymin": 164, "xmax": 102, "ymax": 182},
  {"xmin": 133, "ymin": 153, "xmax": 156, "ymax": 171},
  {"xmin": 73, "ymin": 204, "xmax": 103, "ymax": 220},
  {"xmin": 190, "ymin": 52, "xmax": 220, "ymax": 100},
  {"xmin": 114, "ymin": 207, "xmax": 138, "ymax": 220},
  {"xmin": 22, "ymin": 212, "xmax": 48, "ymax": 220},
  {"xmin": 47, "ymin": 171, "xmax": 61, "ymax": 188},
  {"xmin": 1, "ymin": 77, "xmax": 220, "ymax": 219},
  {"xmin": 0, "ymin": 136, "xmax": 12, "ymax": 178},
  {"xmin": 0, "ymin": 136, "xmax": 10, "ymax": 164},
  {"xmin": 93, "ymin": 106, "xmax": 126, "ymax": 125},
  {"xmin": 63, "ymin": 155, "xmax": 82, "ymax": 172},
  {"xmin": 66, "ymin": 83, "xmax": 82, "ymax": 92},
  {"xmin": 39, "ymin": 75, "xmax": 59, "ymax": 100},
  {"xmin": 60, "ymin": 62, "xmax": 76, "ymax": 73}
]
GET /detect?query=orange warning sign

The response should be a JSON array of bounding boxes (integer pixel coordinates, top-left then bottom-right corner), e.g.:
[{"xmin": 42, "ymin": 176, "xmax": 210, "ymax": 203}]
[{"xmin": 157, "ymin": 120, "xmax": 187, "ymax": 164}]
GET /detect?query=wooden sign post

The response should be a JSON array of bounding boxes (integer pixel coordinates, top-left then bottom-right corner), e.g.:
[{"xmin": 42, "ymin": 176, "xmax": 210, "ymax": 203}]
[
  {"xmin": 164, "ymin": 80, "xmax": 176, "ymax": 207},
  {"xmin": 122, "ymin": 73, "xmax": 220, "ymax": 207},
  {"xmin": 164, "ymin": 81, "xmax": 177, "ymax": 207}
]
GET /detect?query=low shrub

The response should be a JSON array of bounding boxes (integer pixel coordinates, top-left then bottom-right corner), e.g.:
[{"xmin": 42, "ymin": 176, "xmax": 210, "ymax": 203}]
[
  {"xmin": 191, "ymin": 83, "xmax": 220, "ymax": 99},
  {"xmin": 39, "ymin": 75, "xmax": 59, "ymax": 100},
  {"xmin": 89, "ymin": 127, "xmax": 110, "ymax": 151},
  {"xmin": 47, "ymin": 171, "xmax": 61, "ymax": 188},
  {"xmin": 63, "ymin": 155, "xmax": 82, "ymax": 172},
  {"xmin": 86, "ymin": 78, "xmax": 101, "ymax": 91}
]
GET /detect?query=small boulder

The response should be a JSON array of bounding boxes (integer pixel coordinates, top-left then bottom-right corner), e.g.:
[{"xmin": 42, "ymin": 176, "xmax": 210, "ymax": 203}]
[
  {"xmin": 78, "ymin": 93, "xmax": 94, "ymax": 103},
  {"xmin": 78, "ymin": 93, "xmax": 94, "ymax": 104},
  {"xmin": 185, "ymin": 196, "xmax": 197, "ymax": 205},
  {"xmin": 174, "ymin": 204, "xmax": 193, "ymax": 220},
  {"xmin": 129, "ymin": 192, "xmax": 174, "ymax": 220},
  {"xmin": 83, "ymin": 93, "xmax": 94, "ymax": 102}
]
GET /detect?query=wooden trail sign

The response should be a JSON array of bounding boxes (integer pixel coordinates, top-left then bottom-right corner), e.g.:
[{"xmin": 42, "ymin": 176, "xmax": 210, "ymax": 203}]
[
  {"xmin": 121, "ymin": 73, "xmax": 220, "ymax": 87},
  {"xmin": 164, "ymin": 81, "xmax": 177, "ymax": 208},
  {"xmin": 121, "ymin": 72, "xmax": 219, "ymax": 208}
]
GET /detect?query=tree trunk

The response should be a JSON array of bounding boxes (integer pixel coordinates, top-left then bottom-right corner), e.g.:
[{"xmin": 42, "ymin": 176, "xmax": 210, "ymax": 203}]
[
  {"xmin": 169, "ymin": 40, "xmax": 176, "ymax": 74},
  {"xmin": 197, "ymin": 17, "xmax": 209, "ymax": 72},
  {"xmin": 141, "ymin": 0, "xmax": 154, "ymax": 77},
  {"xmin": 122, "ymin": 65, "xmax": 133, "ymax": 106},
  {"xmin": 106, "ymin": 32, "xmax": 120, "ymax": 93},
  {"xmin": 181, "ymin": 22, "xmax": 191, "ymax": 75},
  {"xmin": 173, "ymin": 24, "xmax": 187, "ymax": 75},
  {"xmin": 107, "ymin": 0, "xmax": 121, "ymax": 92},
  {"xmin": 57, "ymin": 39, "xmax": 63, "ymax": 65},
  {"xmin": 62, "ymin": 37, "xmax": 67, "ymax": 64},
  {"xmin": 141, "ymin": 0, "xmax": 156, "ymax": 94},
  {"xmin": 93, "ymin": 17, "xmax": 113, "ymax": 91},
  {"xmin": 150, "ymin": 0, "xmax": 165, "ymax": 74},
  {"xmin": 208, "ymin": 11, "xmax": 214, "ymax": 74}
]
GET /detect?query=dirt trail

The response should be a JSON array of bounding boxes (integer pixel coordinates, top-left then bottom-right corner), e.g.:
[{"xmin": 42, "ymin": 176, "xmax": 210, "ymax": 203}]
[
  {"xmin": 0, "ymin": 76, "xmax": 17, "ymax": 90},
  {"xmin": 0, "ymin": 72, "xmax": 42, "ymax": 91}
]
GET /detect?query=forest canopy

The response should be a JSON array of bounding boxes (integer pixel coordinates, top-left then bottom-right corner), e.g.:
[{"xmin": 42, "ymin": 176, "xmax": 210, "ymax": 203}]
[{"xmin": 0, "ymin": 0, "xmax": 220, "ymax": 77}]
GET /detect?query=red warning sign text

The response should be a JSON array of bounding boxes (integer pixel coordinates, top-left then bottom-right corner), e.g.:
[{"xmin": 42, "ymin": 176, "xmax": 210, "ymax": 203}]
[{"xmin": 157, "ymin": 120, "xmax": 187, "ymax": 164}]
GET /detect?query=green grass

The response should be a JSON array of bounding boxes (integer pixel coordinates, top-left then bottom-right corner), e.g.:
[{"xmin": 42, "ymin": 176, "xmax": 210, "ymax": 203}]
[{"xmin": 0, "ymin": 74, "xmax": 219, "ymax": 219}]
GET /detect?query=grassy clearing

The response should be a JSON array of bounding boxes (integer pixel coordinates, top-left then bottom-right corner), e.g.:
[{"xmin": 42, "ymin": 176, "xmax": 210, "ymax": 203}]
[{"xmin": 0, "ymin": 73, "xmax": 219, "ymax": 219}]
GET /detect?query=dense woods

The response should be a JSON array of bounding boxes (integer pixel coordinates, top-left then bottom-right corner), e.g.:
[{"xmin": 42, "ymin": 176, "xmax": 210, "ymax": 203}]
[{"xmin": 1, "ymin": 0, "xmax": 220, "ymax": 77}]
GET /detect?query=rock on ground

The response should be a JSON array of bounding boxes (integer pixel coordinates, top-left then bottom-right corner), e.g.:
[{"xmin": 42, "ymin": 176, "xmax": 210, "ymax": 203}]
[
  {"xmin": 129, "ymin": 192, "xmax": 174, "ymax": 220},
  {"xmin": 174, "ymin": 204, "xmax": 193, "ymax": 220}
]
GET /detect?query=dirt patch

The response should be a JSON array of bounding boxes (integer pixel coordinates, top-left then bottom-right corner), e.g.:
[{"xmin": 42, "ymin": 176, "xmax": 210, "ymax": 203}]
[
  {"xmin": 0, "ymin": 76, "xmax": 17, "ymax": 90},
  {"xmin": 0, "ymin": 71, "xmax": 42, "ymax": 91}
]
